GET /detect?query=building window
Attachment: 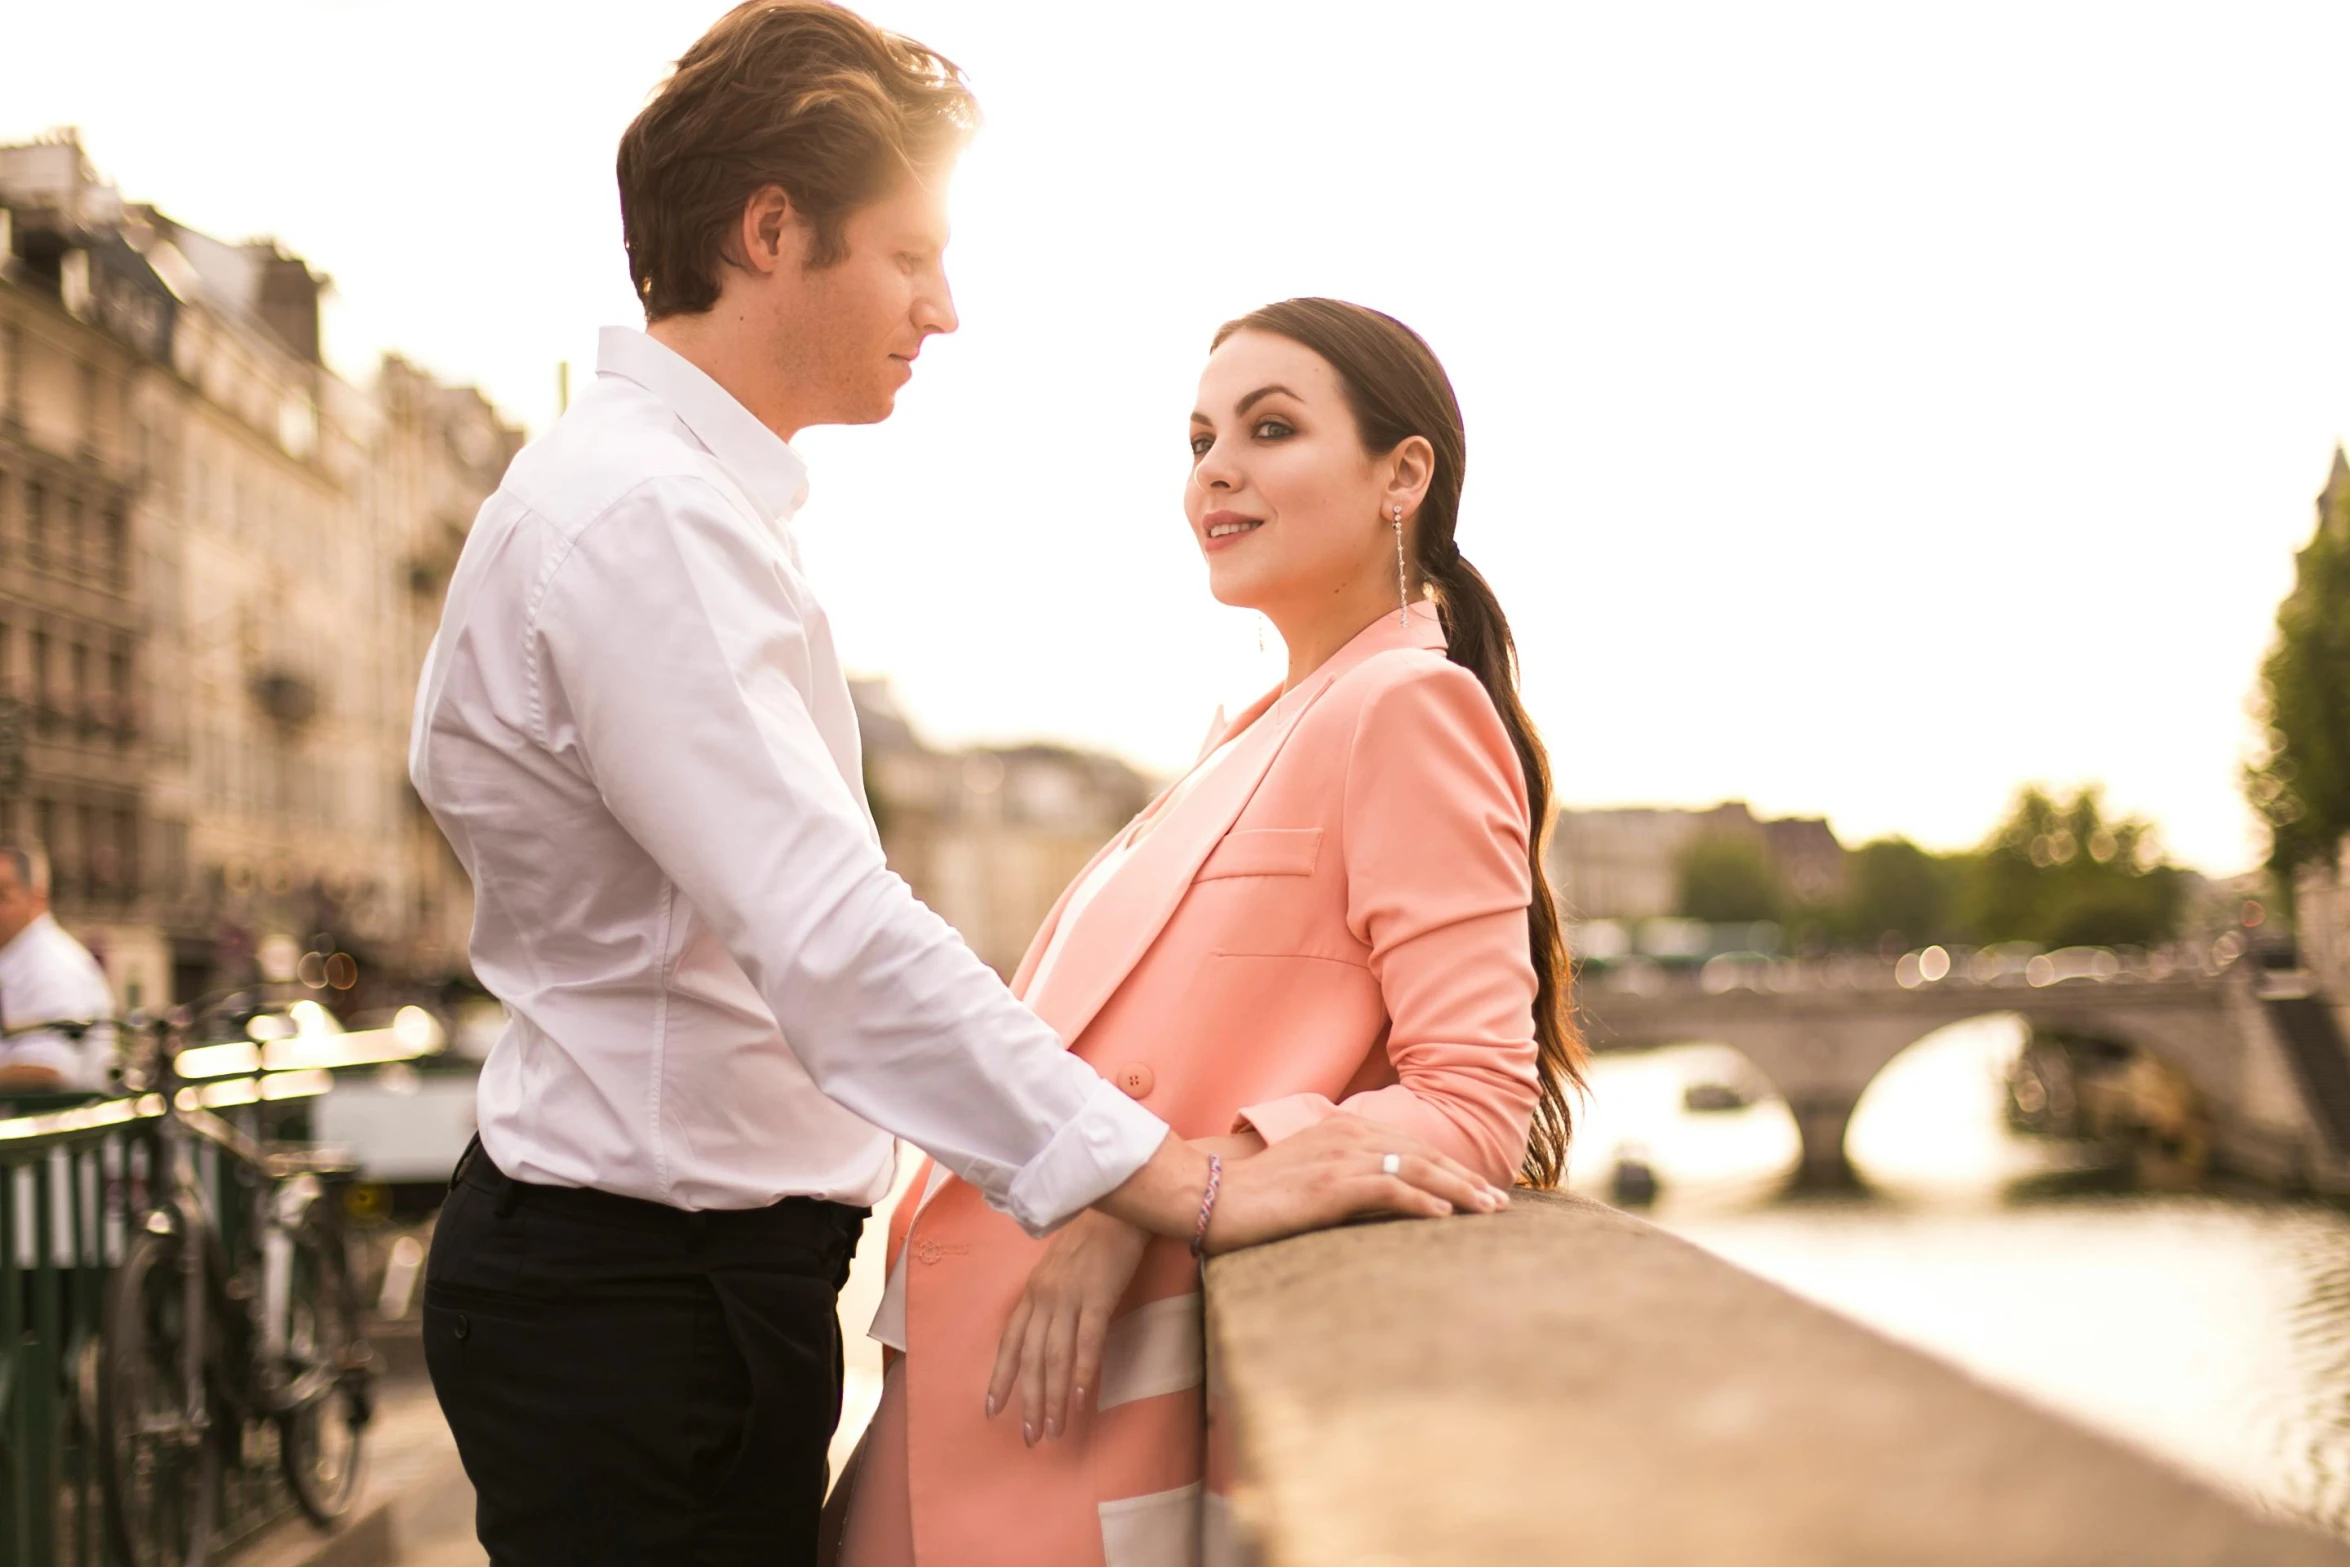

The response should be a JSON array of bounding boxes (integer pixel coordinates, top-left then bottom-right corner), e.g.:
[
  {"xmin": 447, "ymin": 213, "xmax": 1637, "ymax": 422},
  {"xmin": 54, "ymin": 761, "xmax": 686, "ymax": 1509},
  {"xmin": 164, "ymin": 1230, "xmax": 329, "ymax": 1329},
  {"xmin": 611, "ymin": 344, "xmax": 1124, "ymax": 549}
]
[
  {"xmin": 104, "ymin": 508, "xmax": 126, "ymax": 587},
  {"xmin": 30, "ymin": 630, "xmax": 50, "ymax": 723},
  {"xmin": 114, "ymin": 809, "xmax": 138, "ymax": 895},
  {"xmin": 78, "ymin": 803, "xmax": 103, "ymax": 892},
  {"xmin": 33, "ymin": 799, "xmax": 57, "ymax": 895},
  {"xmin": 25, "ymin": 481, "xmax": 44, "ymax": 566},
  {"xmin": 107, "ymin": 648, "xmax": 130, "ymax": 742},
  {"xmin": 65, "ymin": 495, "xmax": 85, "ymax": 577}
]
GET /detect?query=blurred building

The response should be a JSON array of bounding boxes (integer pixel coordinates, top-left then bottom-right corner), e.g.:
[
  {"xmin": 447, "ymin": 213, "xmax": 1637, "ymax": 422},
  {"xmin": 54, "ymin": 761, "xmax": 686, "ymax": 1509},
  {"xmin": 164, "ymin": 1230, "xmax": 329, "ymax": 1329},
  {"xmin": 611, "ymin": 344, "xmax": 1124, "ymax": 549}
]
[
  {"xmin": 0, "ymin": 131, "xmax": 520, "ymax": 1008},
  {"xmin": 853, "ymin": 678, "xmax": 1157, "ymax": 976},
  {"xmin": 370, "ymin": 356, "xmax": 522, "ymax": 979},
  {"xmin": 1549, "ymin": 801, "xmax": 1846, "ymax": 922},
  {"xmin": 0, "ymin": 137, "xmax": 153, "ymax": 998}
]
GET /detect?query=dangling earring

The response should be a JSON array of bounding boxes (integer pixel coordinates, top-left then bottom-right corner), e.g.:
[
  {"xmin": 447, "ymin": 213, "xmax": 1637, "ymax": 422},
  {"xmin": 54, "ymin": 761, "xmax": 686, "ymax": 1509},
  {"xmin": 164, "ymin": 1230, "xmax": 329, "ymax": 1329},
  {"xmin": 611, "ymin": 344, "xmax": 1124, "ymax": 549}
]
[
  {"xmin": 1256, "ymin": 614, "xmax": 1267, "ymax": 654},
  {"xmin": 1392, "ymin": 504, "xmax": 1409, "ymax": 628}
]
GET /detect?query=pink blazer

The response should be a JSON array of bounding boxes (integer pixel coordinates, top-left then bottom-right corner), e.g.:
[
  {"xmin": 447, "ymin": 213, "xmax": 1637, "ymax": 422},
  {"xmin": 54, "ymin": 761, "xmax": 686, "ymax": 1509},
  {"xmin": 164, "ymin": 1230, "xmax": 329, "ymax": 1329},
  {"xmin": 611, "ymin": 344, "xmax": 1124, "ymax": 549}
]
[{"xmin": 881, "ymin": 601, "xmax": 1540, "ymax": 1566}]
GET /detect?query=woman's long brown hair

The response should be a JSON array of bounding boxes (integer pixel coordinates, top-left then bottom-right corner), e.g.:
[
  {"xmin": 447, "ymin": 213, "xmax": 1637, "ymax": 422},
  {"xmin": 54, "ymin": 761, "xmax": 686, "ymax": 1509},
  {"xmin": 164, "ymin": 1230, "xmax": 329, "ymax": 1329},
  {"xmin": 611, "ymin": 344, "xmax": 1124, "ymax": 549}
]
[{"xmin": 1212, "ymin": 298, "xmax": 1586, "ymax": 1188}]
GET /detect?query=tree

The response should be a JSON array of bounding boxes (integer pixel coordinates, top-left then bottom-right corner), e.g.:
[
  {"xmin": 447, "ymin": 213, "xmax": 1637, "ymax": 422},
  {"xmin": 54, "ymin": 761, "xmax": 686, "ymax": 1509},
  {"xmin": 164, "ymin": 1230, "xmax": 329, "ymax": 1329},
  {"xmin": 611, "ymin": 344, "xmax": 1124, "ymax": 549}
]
[
  {"xmin": 2246, "ymin": 448, "xmax": 2350, "ymax": 885},
  {"xmin": 1836, "ymin": 837, "xmax": 1966, "ymax": 948},
  {"xmin": 1960, "ymin": 785, "xmax": 2181, "ymax": 948},
  {"xmin": 1676, "ymin": 834, "xmax": 1782, "ymax": 924}
]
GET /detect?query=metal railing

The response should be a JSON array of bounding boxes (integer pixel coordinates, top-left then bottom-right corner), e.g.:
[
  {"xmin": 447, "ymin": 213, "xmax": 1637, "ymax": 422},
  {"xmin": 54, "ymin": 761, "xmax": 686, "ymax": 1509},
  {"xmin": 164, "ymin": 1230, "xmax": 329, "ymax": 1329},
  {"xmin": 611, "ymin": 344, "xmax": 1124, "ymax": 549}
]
[
  {"xmin": 0, "ymin": 1090, "xmax": 325, "ymax": 1565},
  {"xmin": 3, "ymin": 1094, "xmax": 122, "ymax": 1566}
]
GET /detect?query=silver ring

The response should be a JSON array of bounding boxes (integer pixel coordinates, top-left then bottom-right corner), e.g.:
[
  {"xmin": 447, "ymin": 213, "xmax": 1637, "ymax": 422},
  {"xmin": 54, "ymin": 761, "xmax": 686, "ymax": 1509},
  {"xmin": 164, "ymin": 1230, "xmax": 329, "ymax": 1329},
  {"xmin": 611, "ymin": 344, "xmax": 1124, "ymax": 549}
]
[{"xmin": 1380, "ymin": 1152, "xmax": 1402, "ymax": 1177}]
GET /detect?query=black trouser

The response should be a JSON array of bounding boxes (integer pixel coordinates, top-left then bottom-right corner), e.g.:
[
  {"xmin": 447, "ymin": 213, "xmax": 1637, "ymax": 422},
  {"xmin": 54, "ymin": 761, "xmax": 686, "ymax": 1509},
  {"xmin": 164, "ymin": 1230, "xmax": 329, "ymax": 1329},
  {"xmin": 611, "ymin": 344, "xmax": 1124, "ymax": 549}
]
[{"xmin": 424, "ymin": 1138, "xmax": 867, "ymax": 1566}]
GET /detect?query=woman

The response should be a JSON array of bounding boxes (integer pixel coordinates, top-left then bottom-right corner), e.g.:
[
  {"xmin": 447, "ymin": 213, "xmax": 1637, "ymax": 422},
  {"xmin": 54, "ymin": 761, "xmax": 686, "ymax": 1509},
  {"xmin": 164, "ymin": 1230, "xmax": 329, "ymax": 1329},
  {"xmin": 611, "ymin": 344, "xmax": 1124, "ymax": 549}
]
[{"xmin": 831, "ymin": 299, "xmax": 1583, "ymax": 1566}]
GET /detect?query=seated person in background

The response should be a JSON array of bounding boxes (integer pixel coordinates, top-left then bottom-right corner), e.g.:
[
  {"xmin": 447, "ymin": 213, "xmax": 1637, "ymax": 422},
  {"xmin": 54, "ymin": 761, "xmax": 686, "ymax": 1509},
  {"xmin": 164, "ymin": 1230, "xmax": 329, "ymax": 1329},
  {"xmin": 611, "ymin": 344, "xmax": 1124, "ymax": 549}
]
[{"xmin": 0, "ymin": 841, "xmax": 116, "ymax": 1096}]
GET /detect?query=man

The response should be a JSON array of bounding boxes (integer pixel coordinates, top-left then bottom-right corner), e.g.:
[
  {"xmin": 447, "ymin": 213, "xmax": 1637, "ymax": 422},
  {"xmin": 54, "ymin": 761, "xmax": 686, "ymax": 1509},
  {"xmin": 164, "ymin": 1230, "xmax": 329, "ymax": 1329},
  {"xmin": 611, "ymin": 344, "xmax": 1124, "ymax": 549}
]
[
  {"xmin": 0, "ymin": 841, "xmax": 115, "ymax": 1096},
  {"xmin": 409, "ymin": 4, "xmax": 1496, "ymax": 1563}
]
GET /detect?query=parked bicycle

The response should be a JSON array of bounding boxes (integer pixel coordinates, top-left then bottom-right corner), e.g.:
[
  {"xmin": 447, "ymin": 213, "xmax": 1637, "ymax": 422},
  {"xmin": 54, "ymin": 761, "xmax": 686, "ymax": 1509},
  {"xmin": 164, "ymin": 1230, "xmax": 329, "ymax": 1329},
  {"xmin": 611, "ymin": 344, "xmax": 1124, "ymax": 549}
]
[{"xmin": 92, "ymin": 1000, "xmax": 375, "ymax": 1567}]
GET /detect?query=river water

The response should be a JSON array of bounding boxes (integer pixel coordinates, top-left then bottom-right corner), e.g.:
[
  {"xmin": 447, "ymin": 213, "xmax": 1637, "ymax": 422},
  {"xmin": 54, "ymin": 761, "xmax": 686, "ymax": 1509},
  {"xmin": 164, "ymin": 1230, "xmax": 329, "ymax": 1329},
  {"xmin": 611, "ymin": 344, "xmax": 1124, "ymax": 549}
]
[{"xmin": 1570, "ymin": 1018, "xmax": 2350, "ymax": 1541}]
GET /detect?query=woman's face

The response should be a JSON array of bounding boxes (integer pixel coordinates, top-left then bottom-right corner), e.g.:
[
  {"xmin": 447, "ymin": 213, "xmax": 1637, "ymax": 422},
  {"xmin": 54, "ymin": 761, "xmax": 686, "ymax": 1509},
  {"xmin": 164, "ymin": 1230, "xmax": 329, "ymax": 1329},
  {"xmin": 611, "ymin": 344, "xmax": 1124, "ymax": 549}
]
[{"xmin": 1185, "ymin": 330, "xmax": 1394, "ymax": 613}]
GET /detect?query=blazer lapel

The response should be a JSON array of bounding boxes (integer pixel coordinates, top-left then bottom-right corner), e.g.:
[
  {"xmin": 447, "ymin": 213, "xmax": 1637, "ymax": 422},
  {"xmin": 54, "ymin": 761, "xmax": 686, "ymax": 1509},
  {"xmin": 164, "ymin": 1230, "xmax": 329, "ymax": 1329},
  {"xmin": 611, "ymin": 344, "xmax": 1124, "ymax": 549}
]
[{"xmin": 1022, "ymin": 601, "xmax": 1449, "ymax": 1050}]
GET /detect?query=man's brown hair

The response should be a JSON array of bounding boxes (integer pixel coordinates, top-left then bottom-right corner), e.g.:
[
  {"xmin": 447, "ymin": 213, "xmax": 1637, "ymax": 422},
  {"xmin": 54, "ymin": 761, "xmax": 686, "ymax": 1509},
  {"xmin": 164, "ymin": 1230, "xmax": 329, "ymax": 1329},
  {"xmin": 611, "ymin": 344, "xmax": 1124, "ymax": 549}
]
[{"xmin": 617, "ymin": 1, "xmax": 978, "ymax": 320}]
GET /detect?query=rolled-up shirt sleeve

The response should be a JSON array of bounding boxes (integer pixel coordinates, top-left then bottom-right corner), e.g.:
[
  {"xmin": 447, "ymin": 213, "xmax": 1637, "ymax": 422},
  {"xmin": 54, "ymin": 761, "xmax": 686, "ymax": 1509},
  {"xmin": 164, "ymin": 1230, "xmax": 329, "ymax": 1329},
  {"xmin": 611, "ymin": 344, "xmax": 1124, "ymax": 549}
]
[{"xmin": 532, "ymin": 479, "xmax": 1165, "ymax": 1235}]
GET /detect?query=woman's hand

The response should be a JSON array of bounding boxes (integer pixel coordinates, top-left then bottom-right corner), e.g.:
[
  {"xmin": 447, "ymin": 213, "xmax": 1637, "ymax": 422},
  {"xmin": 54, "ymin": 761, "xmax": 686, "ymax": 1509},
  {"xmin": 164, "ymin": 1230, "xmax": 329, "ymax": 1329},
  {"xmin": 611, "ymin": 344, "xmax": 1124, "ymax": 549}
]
[
  {"xmin": 1202, "ymin": 1113, "xmax": 1505, "ymax": 1254},
  {"xmin": 986, "ymin": 1209, "xmax": 1151, "ymax": 1446}
]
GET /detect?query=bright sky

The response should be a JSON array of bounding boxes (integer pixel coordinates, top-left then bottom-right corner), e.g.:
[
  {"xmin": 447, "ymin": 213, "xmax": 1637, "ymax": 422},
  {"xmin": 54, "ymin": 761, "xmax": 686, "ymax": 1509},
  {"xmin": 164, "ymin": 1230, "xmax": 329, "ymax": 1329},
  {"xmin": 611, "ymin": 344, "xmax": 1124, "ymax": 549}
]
[{"xmin": 12, "ymin": 2, "xmax": 2348, "ymax": 875}]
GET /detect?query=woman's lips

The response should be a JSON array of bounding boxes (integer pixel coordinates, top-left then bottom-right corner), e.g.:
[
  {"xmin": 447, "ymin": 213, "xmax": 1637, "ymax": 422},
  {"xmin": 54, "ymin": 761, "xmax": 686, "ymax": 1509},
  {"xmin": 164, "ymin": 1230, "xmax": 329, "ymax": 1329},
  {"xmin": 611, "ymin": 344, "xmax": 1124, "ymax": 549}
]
[{"xmin": 1202, "ymin": 512, "xmax": 1264, "ymax": 552}]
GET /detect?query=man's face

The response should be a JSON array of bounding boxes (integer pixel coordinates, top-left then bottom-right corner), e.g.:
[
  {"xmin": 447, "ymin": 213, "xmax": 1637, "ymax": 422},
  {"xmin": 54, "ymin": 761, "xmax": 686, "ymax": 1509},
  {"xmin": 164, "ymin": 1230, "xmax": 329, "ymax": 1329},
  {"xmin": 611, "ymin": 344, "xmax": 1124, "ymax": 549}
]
[
  {"xmin": 775, "ymin": 177, "xmax": 958, "ymax": 429},
  {"xmin": 0, "ymin": 861, "xmax": 40, "ymax": 948}
]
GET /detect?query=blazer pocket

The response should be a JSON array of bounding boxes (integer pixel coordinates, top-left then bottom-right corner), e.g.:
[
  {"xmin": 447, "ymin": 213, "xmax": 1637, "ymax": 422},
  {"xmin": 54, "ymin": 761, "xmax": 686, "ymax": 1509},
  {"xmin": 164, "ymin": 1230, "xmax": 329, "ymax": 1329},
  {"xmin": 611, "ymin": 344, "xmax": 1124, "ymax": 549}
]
[{"xmin": 1196, "ymin": 827, "xmax": 1323, "ymax": 881}]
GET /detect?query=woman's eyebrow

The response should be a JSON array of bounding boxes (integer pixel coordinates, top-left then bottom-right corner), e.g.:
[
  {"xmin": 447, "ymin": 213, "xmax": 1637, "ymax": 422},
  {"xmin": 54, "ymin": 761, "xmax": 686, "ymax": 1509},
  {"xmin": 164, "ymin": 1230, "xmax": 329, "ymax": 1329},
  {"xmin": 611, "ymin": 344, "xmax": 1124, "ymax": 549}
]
[
  {"xmin": 1235, "ymin": 384, "xmax": 1300, "ymax": 415},
  {"xmin": 1193, "ymin": 383, "xmax": 1303, "ymax": 424}
]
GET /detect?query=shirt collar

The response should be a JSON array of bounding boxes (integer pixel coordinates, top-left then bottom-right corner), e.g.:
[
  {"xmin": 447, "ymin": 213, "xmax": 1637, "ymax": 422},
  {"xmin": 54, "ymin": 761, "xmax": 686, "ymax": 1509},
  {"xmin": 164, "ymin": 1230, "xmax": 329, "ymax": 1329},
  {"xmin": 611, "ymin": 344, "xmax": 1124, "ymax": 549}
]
[{"xmin": 596, "ymin": 327, "xmax": 812, "ymax": 524}]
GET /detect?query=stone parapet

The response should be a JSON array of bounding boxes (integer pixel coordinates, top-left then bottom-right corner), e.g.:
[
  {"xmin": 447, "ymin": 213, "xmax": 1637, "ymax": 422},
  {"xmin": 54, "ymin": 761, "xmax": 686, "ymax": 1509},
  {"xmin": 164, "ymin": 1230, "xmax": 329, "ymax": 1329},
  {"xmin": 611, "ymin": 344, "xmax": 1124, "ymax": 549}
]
[{"xmin": 1204, "ymin": 1191, "xmax": 2347, "ymax": 1566}]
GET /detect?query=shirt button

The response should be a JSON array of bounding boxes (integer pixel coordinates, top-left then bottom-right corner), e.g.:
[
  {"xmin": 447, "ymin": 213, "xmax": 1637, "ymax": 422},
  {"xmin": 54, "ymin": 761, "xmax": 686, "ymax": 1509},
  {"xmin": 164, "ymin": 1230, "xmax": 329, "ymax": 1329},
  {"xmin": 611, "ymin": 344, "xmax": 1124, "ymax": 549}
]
[{"xmin": 1116, "ymin": 1063, "xmax": 1156, "ymax": 1099}]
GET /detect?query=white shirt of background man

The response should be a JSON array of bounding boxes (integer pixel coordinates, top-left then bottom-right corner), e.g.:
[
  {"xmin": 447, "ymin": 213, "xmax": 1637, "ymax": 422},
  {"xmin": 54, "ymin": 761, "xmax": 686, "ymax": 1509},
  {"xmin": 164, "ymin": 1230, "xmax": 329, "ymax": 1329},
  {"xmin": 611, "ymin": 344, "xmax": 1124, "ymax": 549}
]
[
  {"xmin": 0, "ymin": 912, "xmax": 117, "ymax": 1091},
  {"xmin": 408, "ymin": 326, "xmax": 1166, "ymax": 1234}
]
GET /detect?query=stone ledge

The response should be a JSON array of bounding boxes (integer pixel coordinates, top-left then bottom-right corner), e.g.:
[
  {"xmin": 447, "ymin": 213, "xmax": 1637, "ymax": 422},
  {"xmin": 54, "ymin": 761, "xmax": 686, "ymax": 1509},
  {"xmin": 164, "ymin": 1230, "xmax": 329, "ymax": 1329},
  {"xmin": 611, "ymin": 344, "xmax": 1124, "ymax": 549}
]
[{"xmin": 1204, "ymin": 1190, "xmax": 2348, "ymax": 1566}]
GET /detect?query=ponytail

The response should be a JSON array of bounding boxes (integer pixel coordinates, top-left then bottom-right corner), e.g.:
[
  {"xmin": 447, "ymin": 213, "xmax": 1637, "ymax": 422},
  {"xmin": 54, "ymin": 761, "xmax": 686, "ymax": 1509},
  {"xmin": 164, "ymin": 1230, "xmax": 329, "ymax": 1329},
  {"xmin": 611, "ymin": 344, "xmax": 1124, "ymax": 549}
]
[
  {"xmin": 1428, "ymin": 553, "xmax": 1580, "ymax": 1188},
  {"xmin": 1213, "ymin": 299, "xmax": 1586, "ymax": 1188}
]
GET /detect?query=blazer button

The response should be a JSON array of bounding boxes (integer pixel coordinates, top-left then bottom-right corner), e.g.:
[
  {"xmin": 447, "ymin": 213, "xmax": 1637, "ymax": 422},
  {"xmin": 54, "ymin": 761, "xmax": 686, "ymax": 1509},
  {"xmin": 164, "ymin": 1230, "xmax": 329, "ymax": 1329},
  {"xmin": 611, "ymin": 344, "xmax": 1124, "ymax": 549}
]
[{"xmin": 1116, "ymin": 1063, "xmax": 1156, "ymax": 1099}]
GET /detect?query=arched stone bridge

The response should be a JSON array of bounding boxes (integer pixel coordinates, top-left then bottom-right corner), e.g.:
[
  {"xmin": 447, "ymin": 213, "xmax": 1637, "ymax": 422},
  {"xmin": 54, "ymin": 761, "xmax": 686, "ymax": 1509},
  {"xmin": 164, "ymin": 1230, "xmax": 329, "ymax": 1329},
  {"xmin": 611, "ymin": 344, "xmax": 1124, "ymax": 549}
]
[{"xmin": 1576, "ymin": 966, "xmax": 2349, "ymax": 1190}]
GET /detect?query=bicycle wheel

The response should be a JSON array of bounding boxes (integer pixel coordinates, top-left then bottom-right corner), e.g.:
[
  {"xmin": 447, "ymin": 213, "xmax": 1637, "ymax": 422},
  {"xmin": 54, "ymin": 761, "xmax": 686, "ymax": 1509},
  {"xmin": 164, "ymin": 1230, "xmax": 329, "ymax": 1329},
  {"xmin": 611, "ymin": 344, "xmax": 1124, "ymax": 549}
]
[
  {"xmin": 277, "ymin": 1217, "xmax": 370, "ymax": 1525},
  {"xmin": 99, "ymin": 1225, "xmax": 220, "ymax": 1567}
]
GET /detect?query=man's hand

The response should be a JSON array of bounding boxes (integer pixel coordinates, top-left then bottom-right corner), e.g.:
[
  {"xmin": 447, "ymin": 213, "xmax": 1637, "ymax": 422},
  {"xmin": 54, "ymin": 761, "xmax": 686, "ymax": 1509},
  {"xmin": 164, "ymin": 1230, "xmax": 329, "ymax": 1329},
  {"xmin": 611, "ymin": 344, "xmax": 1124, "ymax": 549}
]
[
  {"xmin": 985, "ymin": 1209, "xmax": 1150, "ymax": 1446},
  {"xmin": 1094, "ymin": 1118, "xmax": 1504, "ymax": 1249}
]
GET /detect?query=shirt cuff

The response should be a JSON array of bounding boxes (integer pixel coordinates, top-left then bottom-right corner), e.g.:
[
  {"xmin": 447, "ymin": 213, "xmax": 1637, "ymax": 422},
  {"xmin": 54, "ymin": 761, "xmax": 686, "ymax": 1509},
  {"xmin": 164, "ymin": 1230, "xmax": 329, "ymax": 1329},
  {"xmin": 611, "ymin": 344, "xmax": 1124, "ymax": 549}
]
[
  {"xmin": 998, "ymin": 1076, "xmax": 1168, "ymax": 1238},
  {"xmin": 1233, "ymin": 1093, "xmax": 1341, "ymax": 1147}
]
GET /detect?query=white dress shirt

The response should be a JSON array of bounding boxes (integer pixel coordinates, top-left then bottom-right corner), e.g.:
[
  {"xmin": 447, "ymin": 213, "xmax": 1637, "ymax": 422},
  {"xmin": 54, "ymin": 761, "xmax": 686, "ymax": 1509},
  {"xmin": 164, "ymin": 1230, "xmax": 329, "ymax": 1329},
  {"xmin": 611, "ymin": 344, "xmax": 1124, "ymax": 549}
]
[
  {"xmin": 0, "ymin": 913, "xmax": 116, "ymax": 1091},
  {"xmin": 409, "ymin": 327, "xmax": 1166, "ymax": 1233}
]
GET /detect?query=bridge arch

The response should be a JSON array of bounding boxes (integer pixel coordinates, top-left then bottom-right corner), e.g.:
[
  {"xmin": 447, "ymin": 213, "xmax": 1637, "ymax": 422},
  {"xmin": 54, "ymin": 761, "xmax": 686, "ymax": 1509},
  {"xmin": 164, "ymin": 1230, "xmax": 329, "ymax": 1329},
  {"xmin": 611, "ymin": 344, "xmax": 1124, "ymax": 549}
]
[
  {"xmin": 1577, "ymin": 976, "xmax": 2247, "ymax": 1192},
  {"xmin": 1582, "ymin": 1006, "xmax": 1923, "ymax": 1189}
]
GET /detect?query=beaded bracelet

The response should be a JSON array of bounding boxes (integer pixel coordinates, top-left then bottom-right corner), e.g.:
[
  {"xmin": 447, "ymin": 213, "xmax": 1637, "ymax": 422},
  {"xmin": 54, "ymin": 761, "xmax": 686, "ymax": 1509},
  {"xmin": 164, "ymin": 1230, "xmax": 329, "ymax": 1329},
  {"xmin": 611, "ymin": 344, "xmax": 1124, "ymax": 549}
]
[{"xmin": 1189, "ymin": 1154, "xmax": 1223, "ymax": 1260}]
